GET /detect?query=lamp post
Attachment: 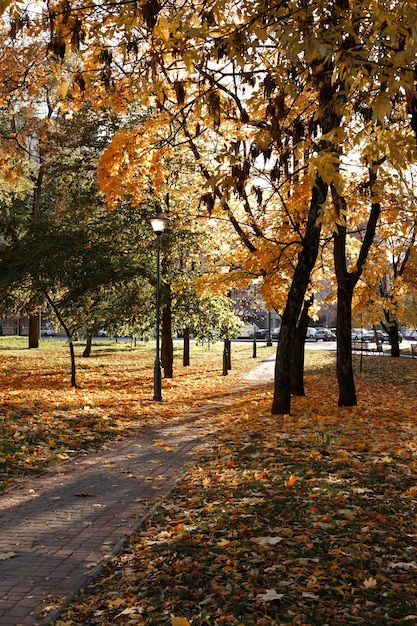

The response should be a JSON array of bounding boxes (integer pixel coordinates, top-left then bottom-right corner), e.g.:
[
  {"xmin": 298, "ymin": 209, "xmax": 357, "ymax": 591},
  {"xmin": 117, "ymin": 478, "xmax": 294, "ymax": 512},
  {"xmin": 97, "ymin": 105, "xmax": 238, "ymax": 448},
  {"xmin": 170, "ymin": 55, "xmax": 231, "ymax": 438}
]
[{"xmin": 149, "ymin": 213, "xmax": 167, "ymax": 401}]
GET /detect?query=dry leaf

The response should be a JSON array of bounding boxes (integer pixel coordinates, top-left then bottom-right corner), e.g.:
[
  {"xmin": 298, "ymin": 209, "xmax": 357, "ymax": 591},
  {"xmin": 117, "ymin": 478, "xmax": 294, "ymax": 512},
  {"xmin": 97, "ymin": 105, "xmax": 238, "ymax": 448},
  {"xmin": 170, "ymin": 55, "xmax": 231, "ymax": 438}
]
[
  {"xmin": 171, "ymin": 618, "xmax": 191, "ymax": 626},
  {"xmin": 284, "ymin": 474, "xmax": 297, "ymax": 487},
  {"xmin": 0, "ymin": 551, "xmax": 18, "ymax": 560},
  {"xmin": 252, "ymin": 536, "xmax": 284, "ymax": 546},
  {"xmin": 256, "ymin": 589, "xmax": 285, "ymax": 603}
]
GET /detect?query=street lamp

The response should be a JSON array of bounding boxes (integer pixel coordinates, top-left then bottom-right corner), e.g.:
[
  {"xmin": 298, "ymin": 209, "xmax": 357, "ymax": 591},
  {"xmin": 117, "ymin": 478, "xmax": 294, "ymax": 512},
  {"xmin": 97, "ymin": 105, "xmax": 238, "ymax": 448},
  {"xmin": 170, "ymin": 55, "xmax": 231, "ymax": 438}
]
[{"xmin": 149, "ymin": 212, "xmax": 167, "ymax": 401}]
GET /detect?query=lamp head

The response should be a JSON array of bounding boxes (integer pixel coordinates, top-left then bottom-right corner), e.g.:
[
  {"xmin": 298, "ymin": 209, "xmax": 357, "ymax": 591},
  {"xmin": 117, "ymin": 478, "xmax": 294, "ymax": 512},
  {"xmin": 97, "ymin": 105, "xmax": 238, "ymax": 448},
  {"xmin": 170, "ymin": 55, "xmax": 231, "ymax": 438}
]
[{"xmin": 149, "ymin": 213, "xmax": 167, "ymax": 235}]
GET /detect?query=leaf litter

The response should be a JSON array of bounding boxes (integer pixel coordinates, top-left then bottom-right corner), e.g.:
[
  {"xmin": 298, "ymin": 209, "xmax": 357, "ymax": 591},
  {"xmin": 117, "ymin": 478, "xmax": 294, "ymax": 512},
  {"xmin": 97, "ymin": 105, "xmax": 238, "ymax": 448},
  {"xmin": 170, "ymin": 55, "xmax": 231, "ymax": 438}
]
[
  {"xmin": 1, "ymin": 342, "xmax": 417, "ymax": 624},
  {"xmin": 49, "ymin": 351, "xmax": 417, "ymax": 625}
]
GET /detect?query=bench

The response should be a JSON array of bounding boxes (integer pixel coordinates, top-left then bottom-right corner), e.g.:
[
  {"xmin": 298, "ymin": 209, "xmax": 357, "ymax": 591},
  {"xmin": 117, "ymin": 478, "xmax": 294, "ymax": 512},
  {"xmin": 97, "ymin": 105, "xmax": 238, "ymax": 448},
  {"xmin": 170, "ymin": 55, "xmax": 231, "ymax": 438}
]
[
  {"xmin": 352, "ymin": 340, "xmax": 383, "ymax": 354},
  {"xmin": 411, "ymin": 344, "xmax": 417, "ymax": 358}
]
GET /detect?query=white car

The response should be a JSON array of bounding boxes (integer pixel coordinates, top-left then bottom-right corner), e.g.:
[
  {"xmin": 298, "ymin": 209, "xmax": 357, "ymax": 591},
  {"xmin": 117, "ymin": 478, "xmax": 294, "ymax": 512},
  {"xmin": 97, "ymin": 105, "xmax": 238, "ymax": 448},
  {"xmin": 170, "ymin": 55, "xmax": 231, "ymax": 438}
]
[
  {"xmin": 305, "ymin": 327, "xmax": 316, "ymax": 341},
  {"xmin": 41, "ymin": 326, "xmax": 55, "ymax": 337}
]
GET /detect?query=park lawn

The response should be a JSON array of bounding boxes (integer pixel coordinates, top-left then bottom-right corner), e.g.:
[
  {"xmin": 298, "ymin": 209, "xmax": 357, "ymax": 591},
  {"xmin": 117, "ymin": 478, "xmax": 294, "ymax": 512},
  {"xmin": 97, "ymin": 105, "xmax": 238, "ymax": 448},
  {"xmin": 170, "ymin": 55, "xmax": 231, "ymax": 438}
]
[
  {"xmin": 0, "ymin": 337, "xmax": 275, "ymax": 491},
  {"xmin": 52, "ymin": 352, "xmax": 417, "ymax": 626}
]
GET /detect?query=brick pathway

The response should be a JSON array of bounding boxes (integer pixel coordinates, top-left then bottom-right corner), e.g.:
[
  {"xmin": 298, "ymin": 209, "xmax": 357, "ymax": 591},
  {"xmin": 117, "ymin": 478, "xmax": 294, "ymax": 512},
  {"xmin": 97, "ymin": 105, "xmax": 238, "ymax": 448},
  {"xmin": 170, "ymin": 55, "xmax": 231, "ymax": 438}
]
[
  {"xmin": 0, "ymin": 357, "xmax": 275, "ymax": 626},
  {"xmin": 0, "ymin": 417, "xmax": 216, "ymax": 625}
]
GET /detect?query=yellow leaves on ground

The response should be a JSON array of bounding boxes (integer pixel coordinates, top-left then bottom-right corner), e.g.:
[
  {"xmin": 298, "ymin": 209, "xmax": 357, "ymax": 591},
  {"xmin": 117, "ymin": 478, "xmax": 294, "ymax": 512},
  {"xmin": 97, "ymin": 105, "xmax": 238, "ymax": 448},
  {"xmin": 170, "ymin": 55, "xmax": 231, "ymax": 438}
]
[
  {"xmin": 0, "ymin": 339, "xmax": 275, "ymax": 490},
  {"xmin": 9, "ymin": 344, "xmax": 417, "ymax": 626},
  {"xmin": 55, "ymin": 350, "xmax": 417, "ymax": 624}
]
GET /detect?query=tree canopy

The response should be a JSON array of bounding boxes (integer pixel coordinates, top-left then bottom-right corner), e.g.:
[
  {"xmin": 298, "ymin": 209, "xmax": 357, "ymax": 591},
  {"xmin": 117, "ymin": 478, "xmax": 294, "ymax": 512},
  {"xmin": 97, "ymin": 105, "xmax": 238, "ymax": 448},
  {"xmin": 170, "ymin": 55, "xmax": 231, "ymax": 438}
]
[{"xmin": 1, "ymin": 0, "xmax": 417, "ymax": 410}]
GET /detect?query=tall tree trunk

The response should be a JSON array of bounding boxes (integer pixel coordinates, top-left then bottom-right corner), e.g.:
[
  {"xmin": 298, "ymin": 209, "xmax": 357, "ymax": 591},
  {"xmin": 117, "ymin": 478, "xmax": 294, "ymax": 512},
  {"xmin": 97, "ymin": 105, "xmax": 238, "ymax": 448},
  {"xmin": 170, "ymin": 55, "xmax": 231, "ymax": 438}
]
[
  {"xmin": 332, "ymin": 162, "xmax": 381, "ymax": 406},
  {"xmin": 161, "ymin": 288, "xmax": 173, "ymax": 378},
  {"xmin": 83, "ymin": 333, "xmax": 93, "ymax": 357},
  {"xmin": 183, "ymin": 327, "xmax": 190, "ymax": 366},
  {"xmin": 272, "ymin": 179, "xmax": 327, "ymax": 415},
  {"xmin": 290, "ymin": 296, "xmax": 313, "ymax": 396},
  {"xmin": 333, "ymin": 216, "xmax": 357, "ymax": 406},
  {"xmin": 29, "ymin": 162, "xmax": 45, "ymax": 350},
  {"xmin": 28, "ymin": 313, "xmax": 40, "ymax": 349}
]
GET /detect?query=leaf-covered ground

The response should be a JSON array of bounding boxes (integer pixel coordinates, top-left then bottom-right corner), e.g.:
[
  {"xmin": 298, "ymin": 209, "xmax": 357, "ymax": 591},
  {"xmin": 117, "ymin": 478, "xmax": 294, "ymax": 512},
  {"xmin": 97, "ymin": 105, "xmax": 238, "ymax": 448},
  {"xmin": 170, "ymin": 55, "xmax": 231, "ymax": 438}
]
[
  {"xmin": 0, "ymin": 337, "xmax": 274, "ymax": 490},
  {"xmin": 48, "ymin": 350, "xmax": 417, "ymax": 626}
]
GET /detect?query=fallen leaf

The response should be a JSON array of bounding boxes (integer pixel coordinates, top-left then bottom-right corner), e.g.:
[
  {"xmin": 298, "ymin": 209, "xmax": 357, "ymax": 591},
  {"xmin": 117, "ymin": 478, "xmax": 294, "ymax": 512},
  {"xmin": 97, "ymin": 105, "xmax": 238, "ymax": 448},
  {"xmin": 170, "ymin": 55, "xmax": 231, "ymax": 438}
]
[
  {"xmin": 171, "ymin": 618, "xmax": 191, "ymax": 626},
  {"xmin": 284, "ymin": 474, "xmax": 297, "ymax": 487},
  {"xmin": 216, "ymin": 538, "xmax": 230, "ymax": 547},
  {"xmin": 256, "ymin": 589, "xmax": 285, "ymax": 603},
  {"xmin": 252, "ymin": 536, "xmax": 284, "ymax": 546},
  {"xmin": 0, "ymin": 552, "xmax": 18, "ymax": 560},
  {"xmin": 387, "ymin": 561, "xmax": 417, "ymax": 570}
]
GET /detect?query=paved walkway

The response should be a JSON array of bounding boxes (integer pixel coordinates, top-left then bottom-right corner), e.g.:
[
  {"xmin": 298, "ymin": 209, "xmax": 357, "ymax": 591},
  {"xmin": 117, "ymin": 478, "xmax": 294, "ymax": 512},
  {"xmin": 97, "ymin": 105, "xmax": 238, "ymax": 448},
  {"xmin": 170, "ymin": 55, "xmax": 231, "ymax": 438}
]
[{"xmin": 0, "ymin": 358, "xmax": 275, "ymax": 626}]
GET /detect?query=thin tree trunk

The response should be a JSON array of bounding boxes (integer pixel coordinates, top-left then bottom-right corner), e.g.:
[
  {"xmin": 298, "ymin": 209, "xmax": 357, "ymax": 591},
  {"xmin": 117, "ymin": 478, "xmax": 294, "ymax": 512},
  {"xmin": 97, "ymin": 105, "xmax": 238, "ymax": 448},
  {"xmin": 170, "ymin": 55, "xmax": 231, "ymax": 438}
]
[
  {"xmin": 161, "ymin": 289, "xmax": 173, "ymax": 378},
  {"xmin": 332, "ymin": 160, "xmax": 381, "ymax": 406},
  {"xmin": 336, "ymin": 286, "xmax": 357, "ymax": 404},
  {"xmin": 69, "ymin": 340, "xmax": 76, "ymax": 387},
  {"xmin": 222, "ymin": 339, "xmax": 228, "ymax": 376},
  {"xmin": 28, "ymin": 313, "xmax": 39, "ymax": 349},
  {"xmin": 290, "ymin": 296, "xmax": 313, "ymax": 396},
  {"xmin": 29, "ymin": 162, "xmax": 45, "ymax": 350},
  {"xmin": 272, "ymin": 179, "xmax": 327, "ymax": 415},
  {"xmin": 43, "ymin": 291, "xmax": 77, "ymax": 387},
  {"xmin": 333, "ymin": 212, "xmax": 357, "ymax": 406},
  {"xmin": 226, "ymin": 337, "xmax": 231, "ymax": 370},
  {"xmin": 83, "ymin": 334, "xmax": 93, "ymax": 357},
  {"xmin": 183, "ymin": 327, "xmax": 190, "ymax": 366}
]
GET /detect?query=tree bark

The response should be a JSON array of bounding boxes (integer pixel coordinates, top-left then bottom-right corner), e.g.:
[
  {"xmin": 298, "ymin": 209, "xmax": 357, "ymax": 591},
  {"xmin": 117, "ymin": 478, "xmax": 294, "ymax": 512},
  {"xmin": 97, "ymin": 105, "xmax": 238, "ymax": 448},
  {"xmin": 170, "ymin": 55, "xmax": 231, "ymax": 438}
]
[
  {"xmin": 161, "ymin": 289, "xmax": 173, "ymax": 378},
  {"xmin": 83, "ymin": 333, "xmax": 93, "ymax": 357},
  {"xmin": 290, "ymin": 296, "xmax": 313, "ymax": 396},
  {"xmin": 28, "ymin": 313, "xmax": 39, "ymax": 349},
  {"xmin": 43, "ymin": 291, "xmax": 77, "ymax": 387},
  {"xmin": 331, "ymin": 165, "xmax": 381, "ymax": 406},
  {"xmin": 183, "ymin": 327, "xmax": 190, "ymax": 366},
  {"xmin": 226, "ymin": 337, "xmax": 231, "ymax": 370},
  {"xmin": 333, "ymin": 214, "xmax": 357, "ymax": 406},
  {"xmin": 272, "ymin": 179, "xmax": 327, "ymax": 415},
  {"xmin": 386, "ymin": 318, "xmax": 400, "ymax": 357}
]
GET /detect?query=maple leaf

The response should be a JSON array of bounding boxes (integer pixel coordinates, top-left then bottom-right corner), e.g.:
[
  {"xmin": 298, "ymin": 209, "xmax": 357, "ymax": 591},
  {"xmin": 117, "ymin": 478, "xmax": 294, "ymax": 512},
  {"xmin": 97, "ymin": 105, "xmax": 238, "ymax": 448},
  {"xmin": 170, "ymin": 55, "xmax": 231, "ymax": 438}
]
[{"xmin": 363, "ymin": 577, "xmax": 378, "ymax": 589}]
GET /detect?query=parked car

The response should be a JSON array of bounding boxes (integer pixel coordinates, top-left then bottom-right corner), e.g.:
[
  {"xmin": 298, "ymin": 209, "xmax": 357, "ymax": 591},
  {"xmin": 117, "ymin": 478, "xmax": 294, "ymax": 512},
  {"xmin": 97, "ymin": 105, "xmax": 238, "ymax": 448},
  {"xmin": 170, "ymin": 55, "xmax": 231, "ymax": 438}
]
[
  {"xmin": 351, "ymin": 328, "xmax": 367, "ymax": 340},
  {"xmin": 361, "ymin": 330, "xmax": 386, "ymax": 343},
  {"xmin": 403, "ymin": 329, "xmax": 417, "ymax": 341},
  {"xmin": 361, "ymin": 330, "xmax": 402, "ymax": 344},
  {"xmin": 306, "ymin": 327, "xmax": 317, "ymax": 341},
  {"xmin": 255, "ymin": 328, "xmax": 269, "ymax": 339},
  {"xmin": 271, "ymin": 327, "xmax": 281, "ymax": 340},
  {"xmin": 41, "ymin": 326, "xmax": 55, "ymax": 337},
  {"xmin": 314, "ymin": 328, "xmax": 336, "ymax": 341}
]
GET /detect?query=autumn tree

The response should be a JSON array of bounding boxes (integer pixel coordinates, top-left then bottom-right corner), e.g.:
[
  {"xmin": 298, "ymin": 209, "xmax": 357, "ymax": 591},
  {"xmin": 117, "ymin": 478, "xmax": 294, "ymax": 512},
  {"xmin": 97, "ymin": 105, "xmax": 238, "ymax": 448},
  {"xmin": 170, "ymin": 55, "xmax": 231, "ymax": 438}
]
[{"xmin": 4, "ymin": 0, "xmax": 417, "ymax": 412}]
